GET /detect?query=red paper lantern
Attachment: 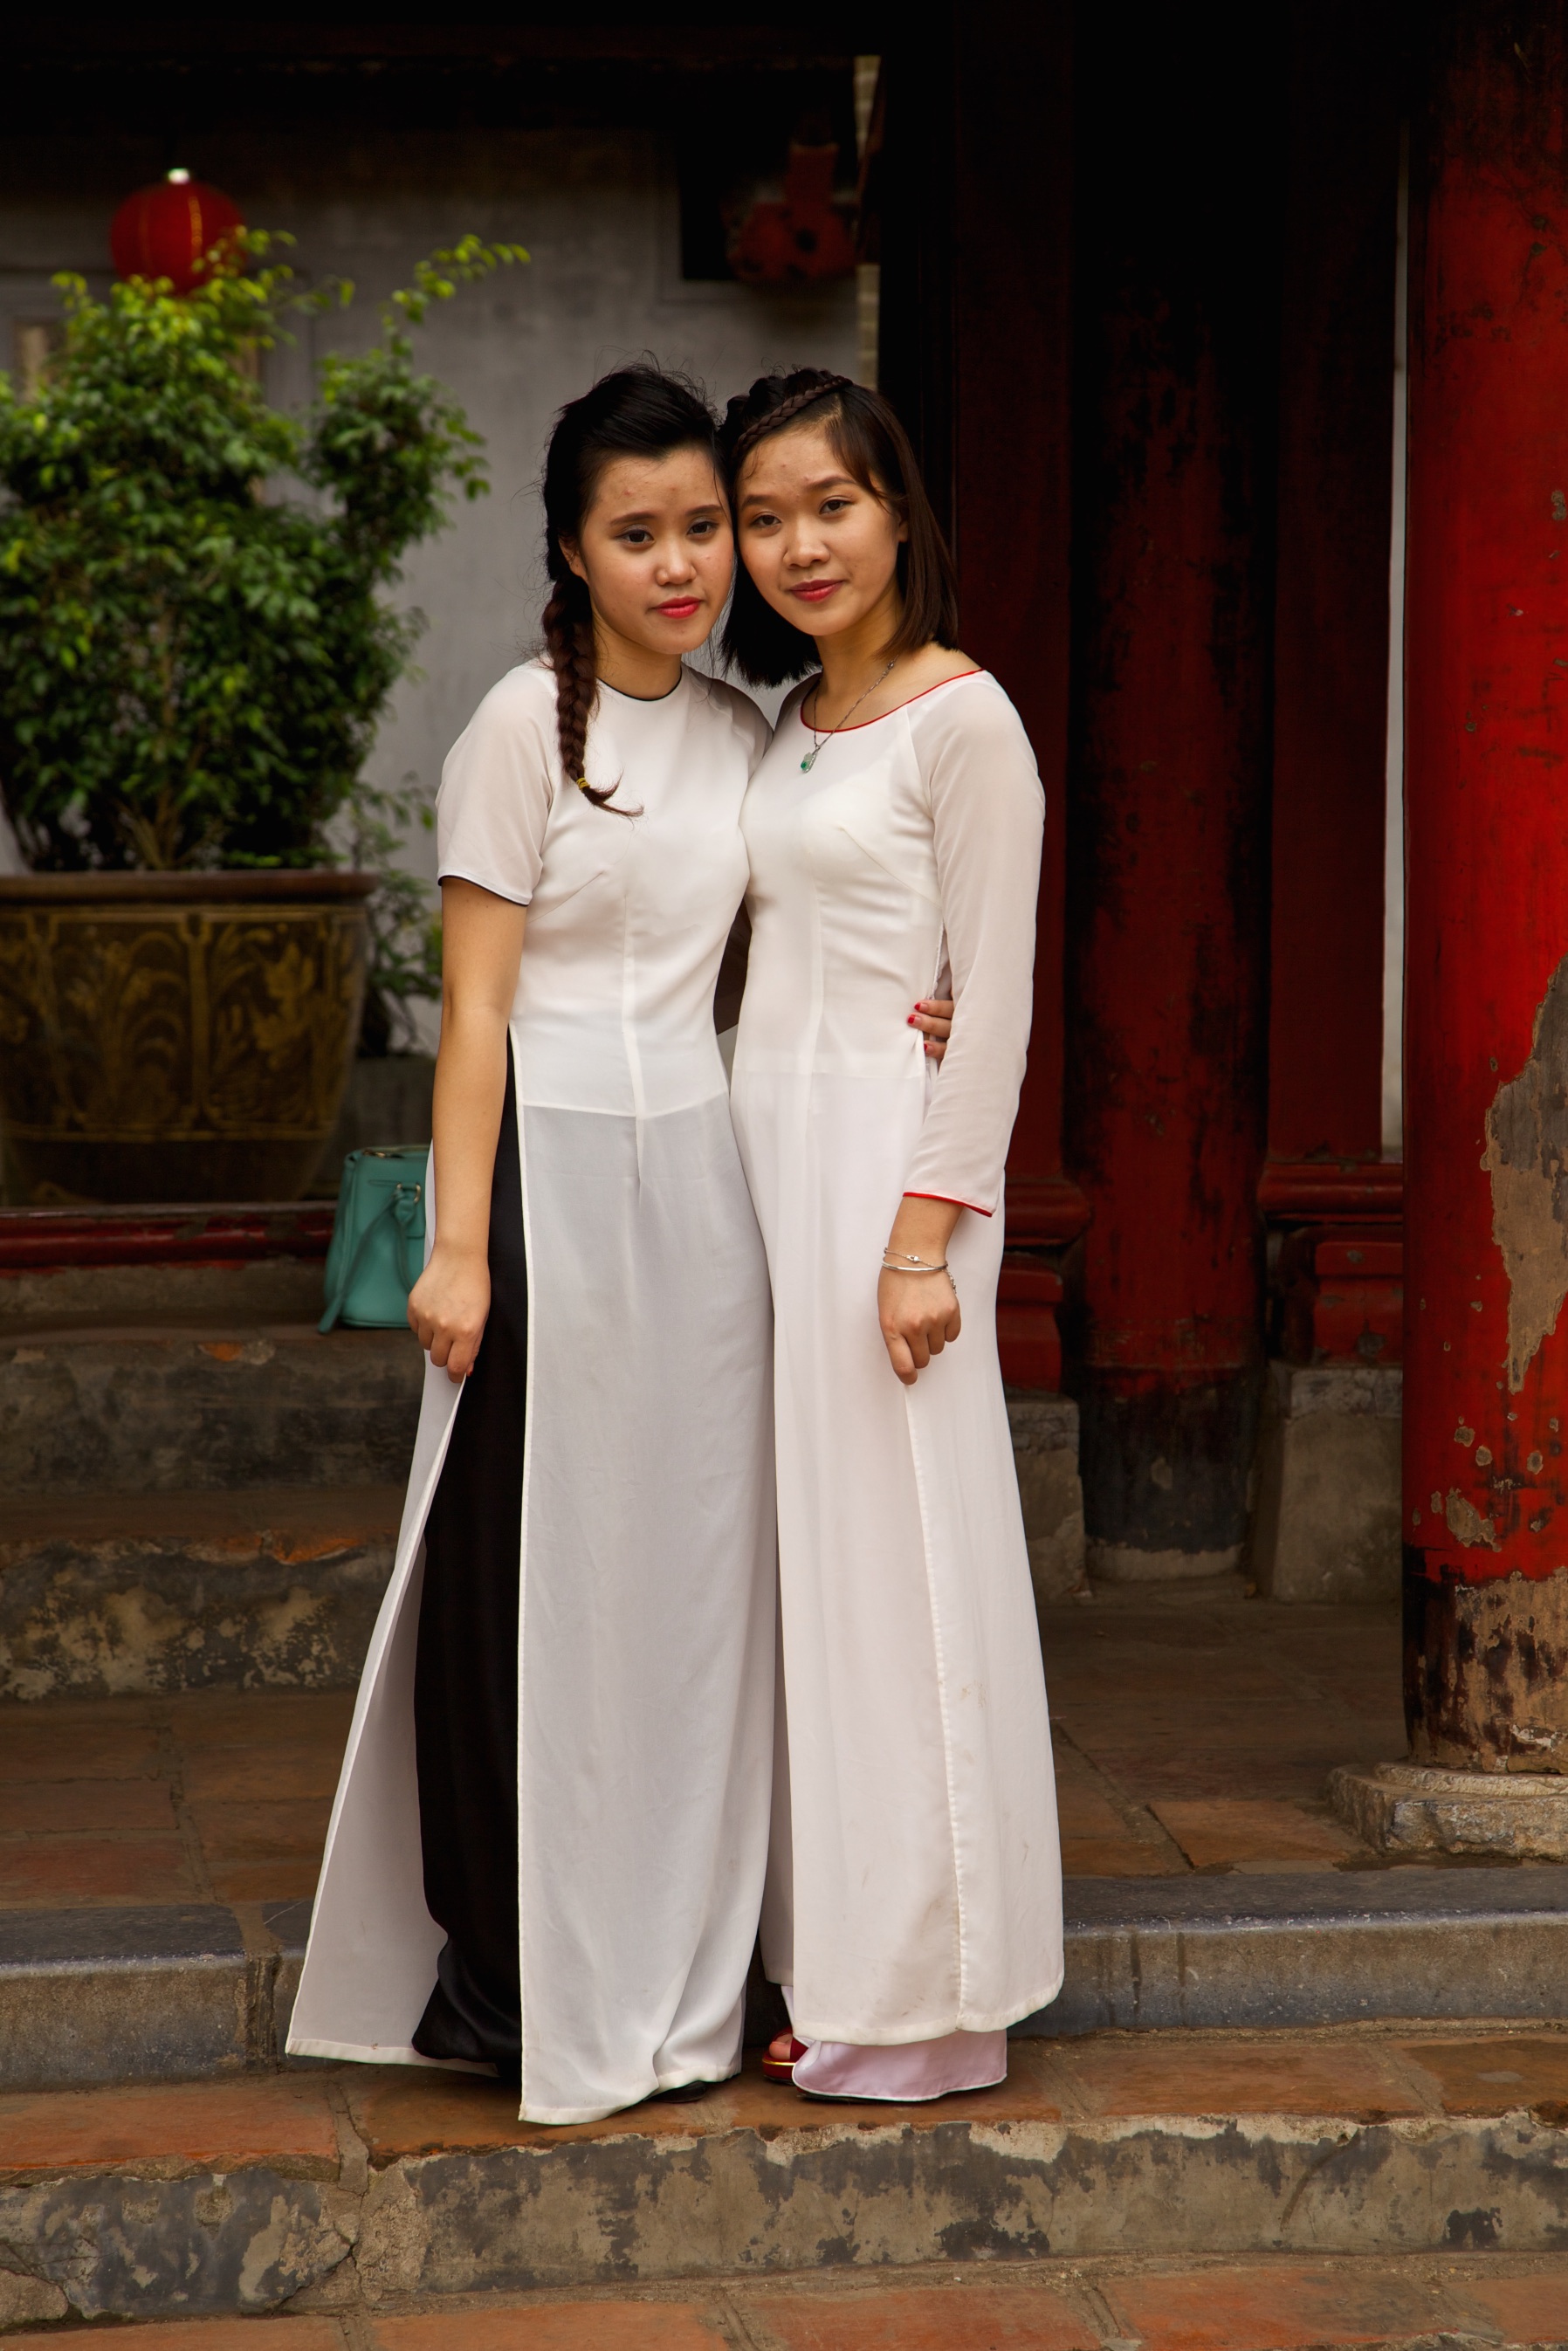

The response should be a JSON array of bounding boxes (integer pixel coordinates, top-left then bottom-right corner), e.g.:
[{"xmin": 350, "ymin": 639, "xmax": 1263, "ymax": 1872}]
[
  {"xmin": 110, "ymin": 169, "xmax": 244, "ymax": 294},
  {"xmin": 728, "ymin": 144, "xmax": 857, "ymax": 290}
]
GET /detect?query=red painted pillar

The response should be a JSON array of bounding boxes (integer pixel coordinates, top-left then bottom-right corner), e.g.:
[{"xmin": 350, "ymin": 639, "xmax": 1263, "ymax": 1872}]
[
  {"xmin": 878, "ymin": 4, "xmax": 1086, "ymax": 1397},
  {"xmin": 1268, "ymin": 0, "xmax": 1399, "ymax": 1174},
  {"xmin": 1403, "ymin": 3, "xmax": 1568, "ymax": 1767},
  {"xmin": 944, "ymin": 7, "xmax": 1073, "ymax": 1237},
  {"xmin": 1065, "ymin": 6, "xmax": 1276, "ymax": 1577}
]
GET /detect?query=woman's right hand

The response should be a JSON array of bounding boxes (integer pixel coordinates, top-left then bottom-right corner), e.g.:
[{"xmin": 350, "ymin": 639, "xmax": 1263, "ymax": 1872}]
[{"xmin": 408, "ymin": 1243, "xmax": 492, "ymax": 1384}]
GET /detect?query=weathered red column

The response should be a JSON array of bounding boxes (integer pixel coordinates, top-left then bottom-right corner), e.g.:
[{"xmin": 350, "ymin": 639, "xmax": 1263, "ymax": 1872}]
[
  {"xmin": 1064, "ymin": 7, "xmax": 1276, "ymax": 1578},
  {"xmin": 1381, "ymin": 2, "xmax": 1568, "ymax": 1837},
  {"xmin": 1267, "ymin": 0, "xmax": 1399, "ymax": 1179},
  {"xmin": 878, "ymin": 1, "xmax": 1086, "ymax": 1385}
]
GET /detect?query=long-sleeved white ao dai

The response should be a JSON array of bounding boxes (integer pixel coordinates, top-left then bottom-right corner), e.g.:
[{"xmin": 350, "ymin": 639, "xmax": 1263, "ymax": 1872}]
[{"xmin": 732, "ymin": 670, "xmax": 1063, "ymax": 2072}]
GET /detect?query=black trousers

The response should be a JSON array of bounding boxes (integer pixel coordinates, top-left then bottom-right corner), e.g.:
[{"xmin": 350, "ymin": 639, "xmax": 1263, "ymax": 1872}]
[{"xmin": 410, "ymin": 1048, "xmax": 526, "ymax": 2077}]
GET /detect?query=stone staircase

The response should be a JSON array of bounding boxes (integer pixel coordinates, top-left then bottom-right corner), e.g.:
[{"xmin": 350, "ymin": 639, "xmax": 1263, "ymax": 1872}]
[
  {"xmin": 2, "ymin": 2038, "xmax": 1567, "ymax": 2339},
  {"xmin": 0, "ymin": 1221, "xmax": 421, "ymax": 1701},
  {"xmin": 0, "ymin": 1231, "xmax": 1086, "ymax": 1694},
  {"xmin": 2, "ymin": 1218, "xmax": 1567, "ymax": 2344}
]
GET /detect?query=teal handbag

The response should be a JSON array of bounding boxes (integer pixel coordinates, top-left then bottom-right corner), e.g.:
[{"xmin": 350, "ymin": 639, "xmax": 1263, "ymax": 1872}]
[{"xmin": 318, "ymin": 1146, "xmax": 428, "ymax": 1332}]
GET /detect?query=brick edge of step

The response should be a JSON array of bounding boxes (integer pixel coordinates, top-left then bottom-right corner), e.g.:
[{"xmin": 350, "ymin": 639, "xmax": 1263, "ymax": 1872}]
[
  {"xmin": 5, "ymin": 1872, "xmax": 1568, "ymax": 2093},
  {"xmin": 1024, "ymin": 1864, "xmax": 1568, "ymax": 2035},
  {"xmin": 0, "ymin": 1899, "xmax": 313, "ymax": 2090},
  {"xmin": 1, "ymin": 2050, "xmax": 1566, "ymax": 2322}
]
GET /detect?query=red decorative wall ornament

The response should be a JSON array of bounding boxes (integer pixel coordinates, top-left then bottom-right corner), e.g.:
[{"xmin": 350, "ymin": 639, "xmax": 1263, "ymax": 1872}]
[
  {"xmin": 728, "ymin": 144, "xmax": 856, "ymax": 289},
  {"xmin": 110, "ymin": 169, "xmax": 244, "ymax": 295}
]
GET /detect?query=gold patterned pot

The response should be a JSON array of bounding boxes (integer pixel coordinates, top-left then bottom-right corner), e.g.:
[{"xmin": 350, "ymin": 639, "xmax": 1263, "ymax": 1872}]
[{"xmin": 0, "ymin": 872, "xmax": 374, "ymax": 1205}]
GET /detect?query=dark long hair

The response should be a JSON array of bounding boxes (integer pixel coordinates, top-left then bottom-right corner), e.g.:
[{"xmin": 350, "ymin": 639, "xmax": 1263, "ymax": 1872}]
[
  {"xmin": 540, "ymin": 367, "xmax": 720, "ymax": 806},
  {"xmin": 718, "ymin": 368, "xmax": 959, "ymax": 686}
]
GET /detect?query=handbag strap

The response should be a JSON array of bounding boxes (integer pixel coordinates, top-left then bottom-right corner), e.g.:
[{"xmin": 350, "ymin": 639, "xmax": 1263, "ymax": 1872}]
[
  {"xmin": 318, "ymin": 1180, "xmax": 424, "ymax": 1333},
  {"xmin": 390, "ymin": 1180, "xmax": 424, "ymax": 1292}
]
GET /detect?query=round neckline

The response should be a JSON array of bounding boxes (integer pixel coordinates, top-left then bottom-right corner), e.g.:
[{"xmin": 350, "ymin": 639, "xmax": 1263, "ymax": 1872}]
[
  {"xmin": 796, "ymin": 668, "xmax": 986, "ymax": 736},
  {"xmin": 600, "ymin": 668, "xmax": 688, "ymax": 706}
]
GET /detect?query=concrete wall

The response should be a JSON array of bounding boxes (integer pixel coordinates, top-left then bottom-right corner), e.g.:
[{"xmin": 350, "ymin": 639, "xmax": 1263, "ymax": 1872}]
[{"xmin": 0, "ymin": 130, "xmax": 857, "ymax": 926}]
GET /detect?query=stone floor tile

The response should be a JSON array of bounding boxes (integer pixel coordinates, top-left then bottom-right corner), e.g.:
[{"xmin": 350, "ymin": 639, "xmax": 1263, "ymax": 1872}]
[
  {"xmin": 0, "ymin": 2074, "xmax": 340, "ymax": 2173},
  {"xmin": 1063, "ymin": 1717, "xmax": 1375, "ymax": 1764},
  {"xmin": 1449, "ymin": 2268, "xmax": 1568, "ymax": 2339},
  {"xmin": 187, "ymin": 1796, "xmax": 334, "ymax": 1862},
  {"xmin": 741, "ymin": 2283, "xmax": 1098, "ymax": 2348},
  {"xmin": 371, "ymin": 2304, "xmax": 722, "ymax": 2348},
  {"xmin": 208, "ymin": 1859, "xmax": 323, "ymax": 1901},
  {"xmin": 4, "ymin": 2327, "xmax": 345, "ymax": 2350},
  {"xmin": 1398, "ymin": 2034, "xmax": 1568, "ymax": 2115},
  {"xmin": 180, "ymin": 1743, "xmax": 347, "ymax": 1802},
  {"xmin": 1103, "ymin": 2260, "xmax": 1448, "ymax": 2348},
  {"xmin": 344, "ymin": 2067, "xmax": 542, "ymax": 2158},
  {"xmin": 164, "ymin": 1689, "xmax": 356, "ymax": 1745},
  {"xmin": 346, "ymin": 2047, "xmax": 1064, "ymax": 2158},
  {"xmin": 1053, "ymin": 1692, "xmax": 1311, "ymax": 1726},
  {"xmin": 1070, "ymin": 1747, "xmax": 1369, "ymax": 1803},
  {"xmin": 0, "ymin": 1834, "xmax": 194, "ymax": 1906},
  {"xmin": 1052, "ymin": 1779, "xmax": 1133, "ymax": 1840},
  {"xmin": 0, "ymin": 1716, "xmax": 161, "ymax": 1782},
  {"xmin": 1151, "ymin": 1798, "xmax": 1365, "ymax": 1870},
  {"xmin": 0, "ymin": 1776, "xmax": 177, "ymax": 1833},
  {"xmin": 1056, "ymin": 2036, "xmax": 1427, "ymax": 2121},
  {"xmin": 1060, "ymin": 1836, "xmax": 1183, "ymax": 1877}
]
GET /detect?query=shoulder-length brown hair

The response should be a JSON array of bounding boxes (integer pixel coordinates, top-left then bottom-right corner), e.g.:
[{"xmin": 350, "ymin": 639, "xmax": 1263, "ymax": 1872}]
[{"xmin": 719, "ymin": 369, "xmax": 959, "ymax": 687}]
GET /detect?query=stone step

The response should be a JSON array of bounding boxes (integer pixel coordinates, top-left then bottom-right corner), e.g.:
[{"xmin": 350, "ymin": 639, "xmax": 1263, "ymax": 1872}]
[
  {"xmin": 0, "ymin": 1488, "xmax": 402, "ymax": 1700},
  {"xmin": 0, "ymin": 1203, "xmax": 334, "ymax": 1337},
  {"xmin": 1, "ymin": 1324, "xmax": 423, "ymax": 1496},
  {"xmin": 3, "ymin": 1871, "xmax": 1566, "ymax": 2093},
  {"xmin": 0, "ymin": 1330, "xmax": 1083, "ymax": 1585},
  {"xmin": 1, "ymin": 2030, "xmax": 1565, "ymax": 2325},
  {"xmin": 0, "ymin": 1323, "xmax": 1086, "ymax": 1681}
]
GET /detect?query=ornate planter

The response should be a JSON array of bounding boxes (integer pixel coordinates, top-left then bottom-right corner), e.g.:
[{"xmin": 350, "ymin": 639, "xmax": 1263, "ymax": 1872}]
[{"xmin": 0, "ymin": 872, "xmax": 374, "ymax": 1205}]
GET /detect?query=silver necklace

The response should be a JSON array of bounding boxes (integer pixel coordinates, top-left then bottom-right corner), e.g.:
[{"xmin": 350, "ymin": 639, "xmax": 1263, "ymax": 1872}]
[{"xmin": 800, "ymin": 658, "xmax": 896, "ymax": 772}]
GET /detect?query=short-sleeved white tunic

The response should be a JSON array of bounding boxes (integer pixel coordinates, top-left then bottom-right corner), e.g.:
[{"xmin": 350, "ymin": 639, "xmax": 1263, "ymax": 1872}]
[
  {"xmin": 289, "ymin": 659, "xmax": 778, "ymax": 2124},
  {"xmin": 732, "ymin": 670, "xmax": 1063, "ymax": 2048}
]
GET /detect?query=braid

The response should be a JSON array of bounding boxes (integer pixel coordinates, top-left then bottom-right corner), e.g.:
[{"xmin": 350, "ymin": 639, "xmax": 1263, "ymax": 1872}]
[
  {"xmin": 541, "ymin": 574, "xmax": 622, "ymax": 808},
  {"xmin": 721, "ymin": 372, "xmax": 852, "ymax": 471}
]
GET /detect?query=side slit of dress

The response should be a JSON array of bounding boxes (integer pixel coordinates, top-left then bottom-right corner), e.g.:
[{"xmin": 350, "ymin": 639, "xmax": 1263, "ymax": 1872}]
[{"xmin": 410, "ymin": 1040, "xmax": 526, "ymax": 2081}]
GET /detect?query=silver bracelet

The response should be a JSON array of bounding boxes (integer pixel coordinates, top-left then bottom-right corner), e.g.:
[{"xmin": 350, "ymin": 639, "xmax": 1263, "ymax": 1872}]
[{"xmin": 881, "ymin": 1255, "xmax": 953, "ymax": 1279}]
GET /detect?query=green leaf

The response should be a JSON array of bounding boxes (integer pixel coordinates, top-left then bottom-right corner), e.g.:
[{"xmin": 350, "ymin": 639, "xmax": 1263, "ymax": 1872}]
[{"xmin": 0, "ymin": 235, "xmax": 528, "ymax": 872}]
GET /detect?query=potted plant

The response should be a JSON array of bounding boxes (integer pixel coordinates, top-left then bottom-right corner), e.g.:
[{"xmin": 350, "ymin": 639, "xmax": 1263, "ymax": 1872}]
[{"xmin": 0, "ymin": 230, "xmax": 525, "ymax": 1204}]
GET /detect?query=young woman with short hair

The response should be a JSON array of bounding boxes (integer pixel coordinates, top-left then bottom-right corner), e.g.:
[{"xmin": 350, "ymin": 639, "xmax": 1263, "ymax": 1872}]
[{"xmin": 722, "ymin": 368, "xmax": 1063, "ymax": 2100}]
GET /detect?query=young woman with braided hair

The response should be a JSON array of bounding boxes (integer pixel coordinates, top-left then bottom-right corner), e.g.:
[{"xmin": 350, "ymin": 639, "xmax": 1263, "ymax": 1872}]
[
  {"xmin": 290, "ymin": 368, "xmax": 956, "ymax": 2123},
  {"xmin": 721, "ymin": 369, "xmax": 1063, "ymax": 2100}
]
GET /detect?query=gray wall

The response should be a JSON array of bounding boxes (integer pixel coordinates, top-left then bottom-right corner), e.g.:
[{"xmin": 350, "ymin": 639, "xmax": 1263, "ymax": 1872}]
[{"xmin": 0, "ymin": 130, "xmax": 858, "ymax": 923}]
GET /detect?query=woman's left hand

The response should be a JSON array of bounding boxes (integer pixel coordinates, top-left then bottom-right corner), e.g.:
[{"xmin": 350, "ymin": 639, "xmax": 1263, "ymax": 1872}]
[
  {"xmin": 878, "ymin": 1264, "xmax": 962, "ymax": 1386},
  {"xmin": 911, "ymin": 998, "xmax": 953, "ymax": 1062}
]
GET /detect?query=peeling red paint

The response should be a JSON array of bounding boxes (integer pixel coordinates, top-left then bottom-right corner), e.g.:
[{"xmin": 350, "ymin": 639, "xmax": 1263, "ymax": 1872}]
[{"xmin": 1404, "ymin": 8, "xmax": 1568, "ymax": 1762}]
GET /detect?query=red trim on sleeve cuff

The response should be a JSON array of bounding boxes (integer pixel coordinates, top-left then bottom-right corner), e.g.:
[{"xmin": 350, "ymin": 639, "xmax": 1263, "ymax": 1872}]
[{"xmin": 903, "ymin": 1191, "xmax": 994, "ymax": 1218}]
